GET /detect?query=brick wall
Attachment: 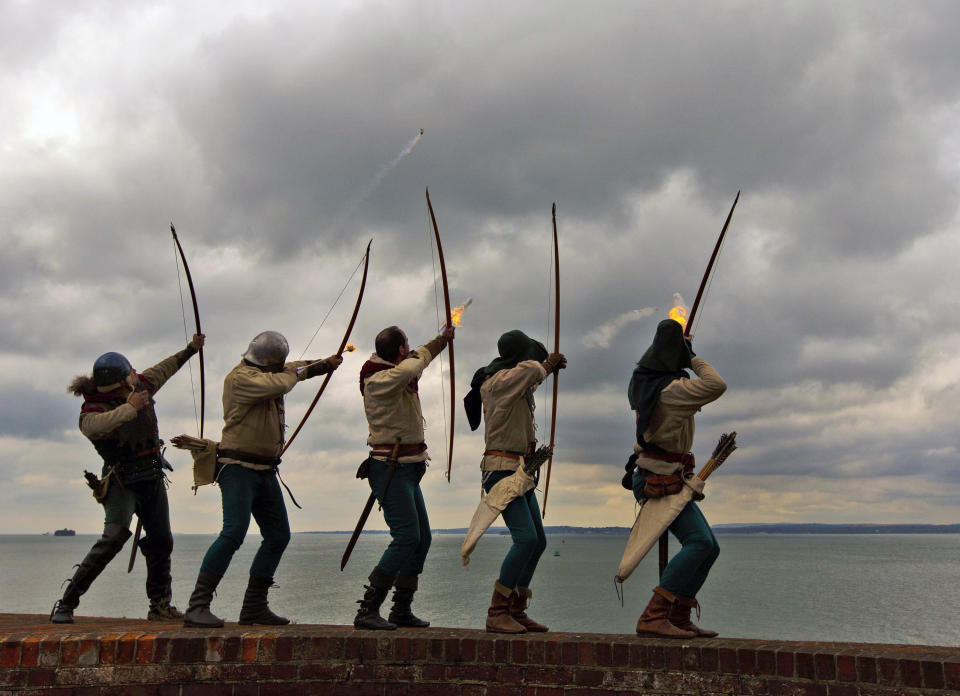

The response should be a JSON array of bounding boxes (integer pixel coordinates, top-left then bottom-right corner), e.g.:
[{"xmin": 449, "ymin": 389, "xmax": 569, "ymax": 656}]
[{"xmin": 1, "ymin": 615, "xmax": 958, "ymax": 695}]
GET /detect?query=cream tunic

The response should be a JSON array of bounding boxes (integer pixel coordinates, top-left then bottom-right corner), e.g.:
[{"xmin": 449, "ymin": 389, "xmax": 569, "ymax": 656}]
[{"xmin": 479, "ymin": 360, "xmax": 548, "ymax": 472}]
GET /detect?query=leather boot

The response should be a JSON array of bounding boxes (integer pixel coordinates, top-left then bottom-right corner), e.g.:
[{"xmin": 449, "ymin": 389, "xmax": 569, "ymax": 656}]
[
  {"xmin": 148, "ymin": 598, "xmax": 184, "ymax": 621},
  {"xmin": 388, "ymin": 574, "xmax": 430, "ymax": 628},
  {"xmin": 669, "ymin": 594, "xmax": 718, "ymax": 637},
  {"xmin": 509, "ymin": 586, "xmax": 548, "ymax": 632},
  {"xmin": 51, "ymin": 524, "xmax": 131, "ymax": 624},
  {"xmin": 635, "ymin": 586, "xmax": 695, "ymax": 638},
  {"xmin": 486, "ymin": 581, "xmax": 525, "ymax": 634},
  {"xmin": 238, "ymin": 576, "xmax": 290, "ymax": 626},
  {"xmin": 183, "ymin": 570, "xmax": 224, "ymax": 628},
  {"xmin": 354, "ymin": 567, "xmax": 397, "ymax": 630}
]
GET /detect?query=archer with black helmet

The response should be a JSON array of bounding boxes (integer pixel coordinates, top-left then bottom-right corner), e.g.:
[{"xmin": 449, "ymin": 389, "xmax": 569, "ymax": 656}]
[{"xmin": 51, "ymin": 334, "xmax": 205, "ymax": 624}]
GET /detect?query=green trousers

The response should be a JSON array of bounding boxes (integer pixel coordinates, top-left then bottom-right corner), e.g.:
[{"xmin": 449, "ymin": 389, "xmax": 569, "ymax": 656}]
[
  {"xmin": 632, "ymin": 470, "xmax": 719, "ymax": 597},
  {"xmin": 367, "ymin": 459, "xmax": 431, "ymax": 577},
  {"xmin": 483, "ymin": 469, "xmax": 547, "ymax": 590},
  {"xmin": 200, "ymin": 465, "xmax": 290, "ymax": 579}
]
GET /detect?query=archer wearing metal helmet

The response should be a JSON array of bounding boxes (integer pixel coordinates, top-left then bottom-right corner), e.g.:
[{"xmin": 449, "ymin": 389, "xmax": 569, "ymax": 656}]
[
  {"xmin": 183, "ymin": 331, "xmax": 342, "ymax": 628},
  {"xmin": 51, "ymin": 334, "xmax": 205, "ymax": 624}
]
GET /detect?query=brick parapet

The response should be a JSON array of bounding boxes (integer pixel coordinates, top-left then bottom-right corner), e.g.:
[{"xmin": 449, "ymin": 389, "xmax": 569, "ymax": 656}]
[{"xmin": 0, "ymin": 614, "xmax": 958, "ymax": 695}]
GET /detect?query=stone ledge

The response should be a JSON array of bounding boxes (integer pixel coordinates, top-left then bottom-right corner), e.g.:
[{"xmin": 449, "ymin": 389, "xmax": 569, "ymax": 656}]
[{"xmin": 1, "ymin": 614, "xmax": 958, "ymax": 695}]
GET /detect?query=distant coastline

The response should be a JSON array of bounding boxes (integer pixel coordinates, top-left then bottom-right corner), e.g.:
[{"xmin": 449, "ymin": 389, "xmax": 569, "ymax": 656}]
[{"xmin": 299, "ymin": 523, "xmax": 960, "ymax": 536}]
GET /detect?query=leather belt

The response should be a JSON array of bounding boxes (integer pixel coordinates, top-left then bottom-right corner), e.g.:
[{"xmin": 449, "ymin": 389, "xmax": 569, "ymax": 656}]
[{"xmin": 371, "ymin": 443, "xmax": 427, "ymax": 457}]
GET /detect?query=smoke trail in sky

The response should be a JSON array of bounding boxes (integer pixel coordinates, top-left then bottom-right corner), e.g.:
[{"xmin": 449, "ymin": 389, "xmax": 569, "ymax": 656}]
[
  {"xmin": 582, "ymin": 307, "xmax": 657, "ymax": 348},
  {"xmin": 339, "ymin": 130, "xmax": 423, "ymax": 220}
]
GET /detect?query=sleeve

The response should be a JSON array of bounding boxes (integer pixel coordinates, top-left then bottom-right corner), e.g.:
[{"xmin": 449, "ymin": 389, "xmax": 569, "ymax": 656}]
[
  {"xmin": 230, "ymin": 368, "xmax": 300, "ymax": 405},
  {"xmin": 658, "ymin": 357, "xmax": 726, "ymax": 416},
  {"xmin": 79, "ymin": 404, "xmax": 138, "ymax": 439},
  {"xmin": 140, "ymin": 345, "xmax": 198, "ymax": 392},
  {"xmin": 366, "ymin": 351, "xmax": 433, "ymax": 396},
  {"xmin": 485, "ymin": 361, "xmax": 547, "ymax": 404}
]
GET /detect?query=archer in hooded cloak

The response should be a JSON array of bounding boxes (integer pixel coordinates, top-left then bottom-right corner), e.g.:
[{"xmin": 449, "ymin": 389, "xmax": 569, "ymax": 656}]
[
  {"xmin": 464, "ymin": 330, "xmax": 566, "ymax": 633},
  {"xmin": 627, "ymin": 319, "xmax": 726, "ymax": 638},
  {"xmin": 50, "ymin": 334, "xmax": 204, "ymax": 625}
]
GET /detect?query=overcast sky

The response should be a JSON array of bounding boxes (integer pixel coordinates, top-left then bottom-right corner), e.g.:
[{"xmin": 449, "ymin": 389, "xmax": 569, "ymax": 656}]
[{"xmin": 3, "ymin": 0, "xmax": 960, "ymax": 535}]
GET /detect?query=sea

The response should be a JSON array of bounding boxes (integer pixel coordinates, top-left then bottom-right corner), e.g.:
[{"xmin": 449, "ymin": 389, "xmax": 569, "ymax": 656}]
[{"xmin": 1, "ymin": 533, "xmax": 958, "ymax": 647}]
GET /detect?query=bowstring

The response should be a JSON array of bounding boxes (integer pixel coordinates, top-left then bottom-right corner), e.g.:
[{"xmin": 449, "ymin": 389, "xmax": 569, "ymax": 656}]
[
  {"xmin": 691, "ymin": 231, "xmax": 729, "ymax": 339},
  {"xmin": 426, "ymin": 217, "xmax": 450, "ymax": 467},
  {"xmin": 171, "ymin": 240, "xmax": 200, "ymax": 436},
  {"xmin": 297, "ymin": 252, "xmax": 366, "ymax": 360}
]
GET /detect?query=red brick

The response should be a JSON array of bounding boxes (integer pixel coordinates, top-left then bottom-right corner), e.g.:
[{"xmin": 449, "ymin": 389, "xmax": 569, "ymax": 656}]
[
  {"xmin": 459, "ymin": 663, "xmax": 499, "ymax": 682},
  {"xmin": 646, "ymin": 644, "xmax": 665, "ymax": 670},
  {"xmin": 815, "ymin": 653, "xmax": 836, "ymax": 681},
  {"xmin": 221, "ymin": 635, "xmax": 242, "ymax": 662},
  {"xmin": 511, "ymin": 639, "xmax": 528, "ymax": 664},
  {"xmin": 61, "ymin": 638, "xmax": 80, "ymax": 665},
  {"xmin": 394, "ymin": 636, "xmax": 411, "ymax": 661},
  {"xmin": 664, "ymin": 645, "xmax": 682, "ymax": 671},
  {"xmin": 795, "ymin": 652, "xmax": 815, "ymax": 680},
  {"xmin": 136, "ymin": 634, "xmax": 156, "ymax": 664},
  {"xmin": 611, "ymin": 642, "xmax": 629, "ymax": 668},
  {"xmin": 574, "ymin": 669, "xmax": 605, "ymax": 687},
  {"xmin": 877, "ymin": 657, "xmax": 898, "ymax": 684},
  {"xmin": 241, "ymin": 636, "xmax": 258, "ymax": 662},
  {"xmin": 757, "ymin": 648, "xmax": 776, "ymax": 676},
  {"xmin": 351, "ymin": 663, "xmax": 376, "ymax": 680},
  {"xmin": 499, "ymin": 665, "xmax": 524, "ymax": 684},
  {"xmin": 827, "ymin": 685, "xmax": 858, "ymax": 696},
  {"xmin": 922, "ymin": 660, "xmax": 945, "ymax": 689},
  {"xmin": 0, "ymin": 667, "xmax": 27, "ymax": 688},
  {"xmin": 544, "ymin": 638, "xmax": 562, "ymax": 665},
  {"xmin": 362, "ymin": 636, "xmax": 379, "ymax": 660},
  {"xmin": 258, "ymin": 635, "xmax": 276, "ymax": 661},
  {"xmin": 345, "ymin": 635, "xmax": 363, "ymax": 660},
  {"xmin": 899, "ymin": 659, "xmax": 922, "ymax": 687},
  {"xmin": 445, "ymin": 637, "xmax": 461, "ymax": 662},
  {"xmin": 460, "ymin": 637, "xmax": 477, "ymax": 661},
  {"xmin": 578, "ymin": 641, "xmax": 595, "ymax": 666},
  {"xmin": 701, "ymin": 646, "xmax": 719, "ymax": 672},
  {"xmin": 116, "ymin": 635, "xmax": 138, "ymax": 664},
  {"xmin": 172, "ymin": 636, "xmax": 206, "ymax": 663},
  {"xmin": 945, "ymin": 661, "xmax": 960, "ymax": 690},
  {"xmin": 299, "ymin": 663, "xmax": 348, "ymax": 681},
  {"xmin": 99, "ymin": 637, "xmax": 118, "ymax": 665},
  {"xmin": 39, "ymin": 638, "xmax": 60, "ymax": 667},
  {"xmin": 486, "ymin": 686, "xmax": 523, "ymax": 696},
  {"xmin": 562, "ymin": 640, "xmax": 578, "ymax": 665},
  {"xmin": 856, "ymin": 655, "xmax": 877, "ymax": 683},
  {"xmin": 738, "ymin": 648, "xmax": 757, "ymax": 675},
  {"xmin": 1, "ymin": 641, "xmax": 20, "ymax": 667},
  {"xmin": 836, "ymin": 654, "xmax": 856, "ymax": 681},
  {"xmin": 28, "ymin": 667, "xmax": 57, "ymax": 686},
  {"xmin": 429, "ymin": 637, "xmax": 445, "ymax": 661},
  {"xmin": 410, "ymin": 635, "xmax": 427, "ymax": 660},
  {"xmin": 594, "ymin": 642, "xmax": 612, "ymax": 667},
  {"xmin": 718, "ymin": 647, "xmax": 738, "ymax": 673},
  {"xmin": 275, "ymin": 635, "xmax": 293, "ymax": 661},
  {"xmin": 682, "ymin": 646, "xmax": 701, "ymax": 671},
  {"xmin": 422, "ymin": 663, "xmax": 446, "ymax": 680},
  {"xmin": 495, "ymin": 638, "xmax": 511, "ymax": 663},
  {"xmin": 476, "ymin": 637, "xmax": 494, "ymax": 662}
]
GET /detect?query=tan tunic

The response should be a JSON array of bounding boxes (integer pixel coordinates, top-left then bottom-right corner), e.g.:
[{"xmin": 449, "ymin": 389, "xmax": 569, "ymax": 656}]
[
  {"xmin": 218, "ymin": 359, "xmax": 316, "ymax": 469},
  {"xmin": 79, "ymin": 348, "xmax": 193, "ymax": 439},
  {"xmin": 635, "ymin": 356, "xmax": 726, "ymax": 475},
  {"xmin": 480, "ymin": 360, "xmax": 548, "ymax": 472},
  {"xmin": 362, "ymin": 343, "xmax": 442, "ymax": 464}
]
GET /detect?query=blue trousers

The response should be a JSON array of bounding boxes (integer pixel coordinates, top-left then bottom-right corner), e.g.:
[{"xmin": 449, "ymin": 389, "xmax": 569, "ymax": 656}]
[
  {"xmin": 483, "ymin": 470, "xmax": 547, "ymax": 590},
  {"xmin": 200, "ymin": 465, "xmax": 291, "ymax": 579},
  {"xmin": 632, "ymin": 470, "xmax": 719, "ymax": 597},
  {"xmin": 368, "ymin": 460, "xmax": 431, "ymax": 576}
]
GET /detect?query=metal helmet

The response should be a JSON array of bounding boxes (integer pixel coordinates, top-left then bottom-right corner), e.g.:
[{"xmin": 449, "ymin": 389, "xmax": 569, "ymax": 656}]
[
  {"xmin": 242, "ymin": 331, "xmax": 289, "ymax": 368},
  {"xmin": 92, "ymin": 352, "xmax": 133, "ymax": 387}
]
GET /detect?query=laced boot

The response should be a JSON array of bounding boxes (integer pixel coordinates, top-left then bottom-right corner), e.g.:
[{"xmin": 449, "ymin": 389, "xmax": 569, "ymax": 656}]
[
  {"xmin": 509, "ymin": 586, "xmax": 548, "ymax": 632},
  {"xmin": 354, "ymin": 567, "xmax": 397, "ymax": 630},
  {"xmin": 148, "ymin": 598, "xmax": 184, "ymax": 621},
  {"xmin": 669, "ymin": 594, "xmax": 718, "ymax": 637},
  {"xmin": 635, "ymin": 586, "xmax": 696, "ymax": 638},
  {"xmin": 388, "ymin": 574, "xmax": 429, "ymax": 628},
  {"xmin": 485, "ymin": 581, "xmax": 525, "ymax": 634},
  {"xmin": 238, "ymin": 576, "xmax": 290, "ymax": 626},
  {"xmin": 183, "ymin": 570, "xmax": 224, "ymax": 628},
  {"xmin": 51, "ymin": 524, "xmax": 131, "ymax": 624}
]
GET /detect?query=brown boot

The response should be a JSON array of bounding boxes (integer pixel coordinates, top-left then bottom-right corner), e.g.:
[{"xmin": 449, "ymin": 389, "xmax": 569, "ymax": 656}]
[
  {"xmin": 486, "ymin": 582, "xmax": 526, "ymax": 634},
  {"xmin": 669, "ymin": 594, "xmax": 718, "ymax": 637},
  {"xmin": 509, "ymin": 586, "xmax": 548, "ymax": 632},
  {"xmin": 635, "ymin": 586, "xmax": 695, "ymax": 638}
]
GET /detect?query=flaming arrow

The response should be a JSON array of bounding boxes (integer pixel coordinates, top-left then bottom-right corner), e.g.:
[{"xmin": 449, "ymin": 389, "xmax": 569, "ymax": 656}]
[
  {"xmin": 425, "ymin": 187, "xmax": 456, "ymax": 482},
  {"xmin": 542, "ymin": 202, "xmax": 560, "ymax": 517}
]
